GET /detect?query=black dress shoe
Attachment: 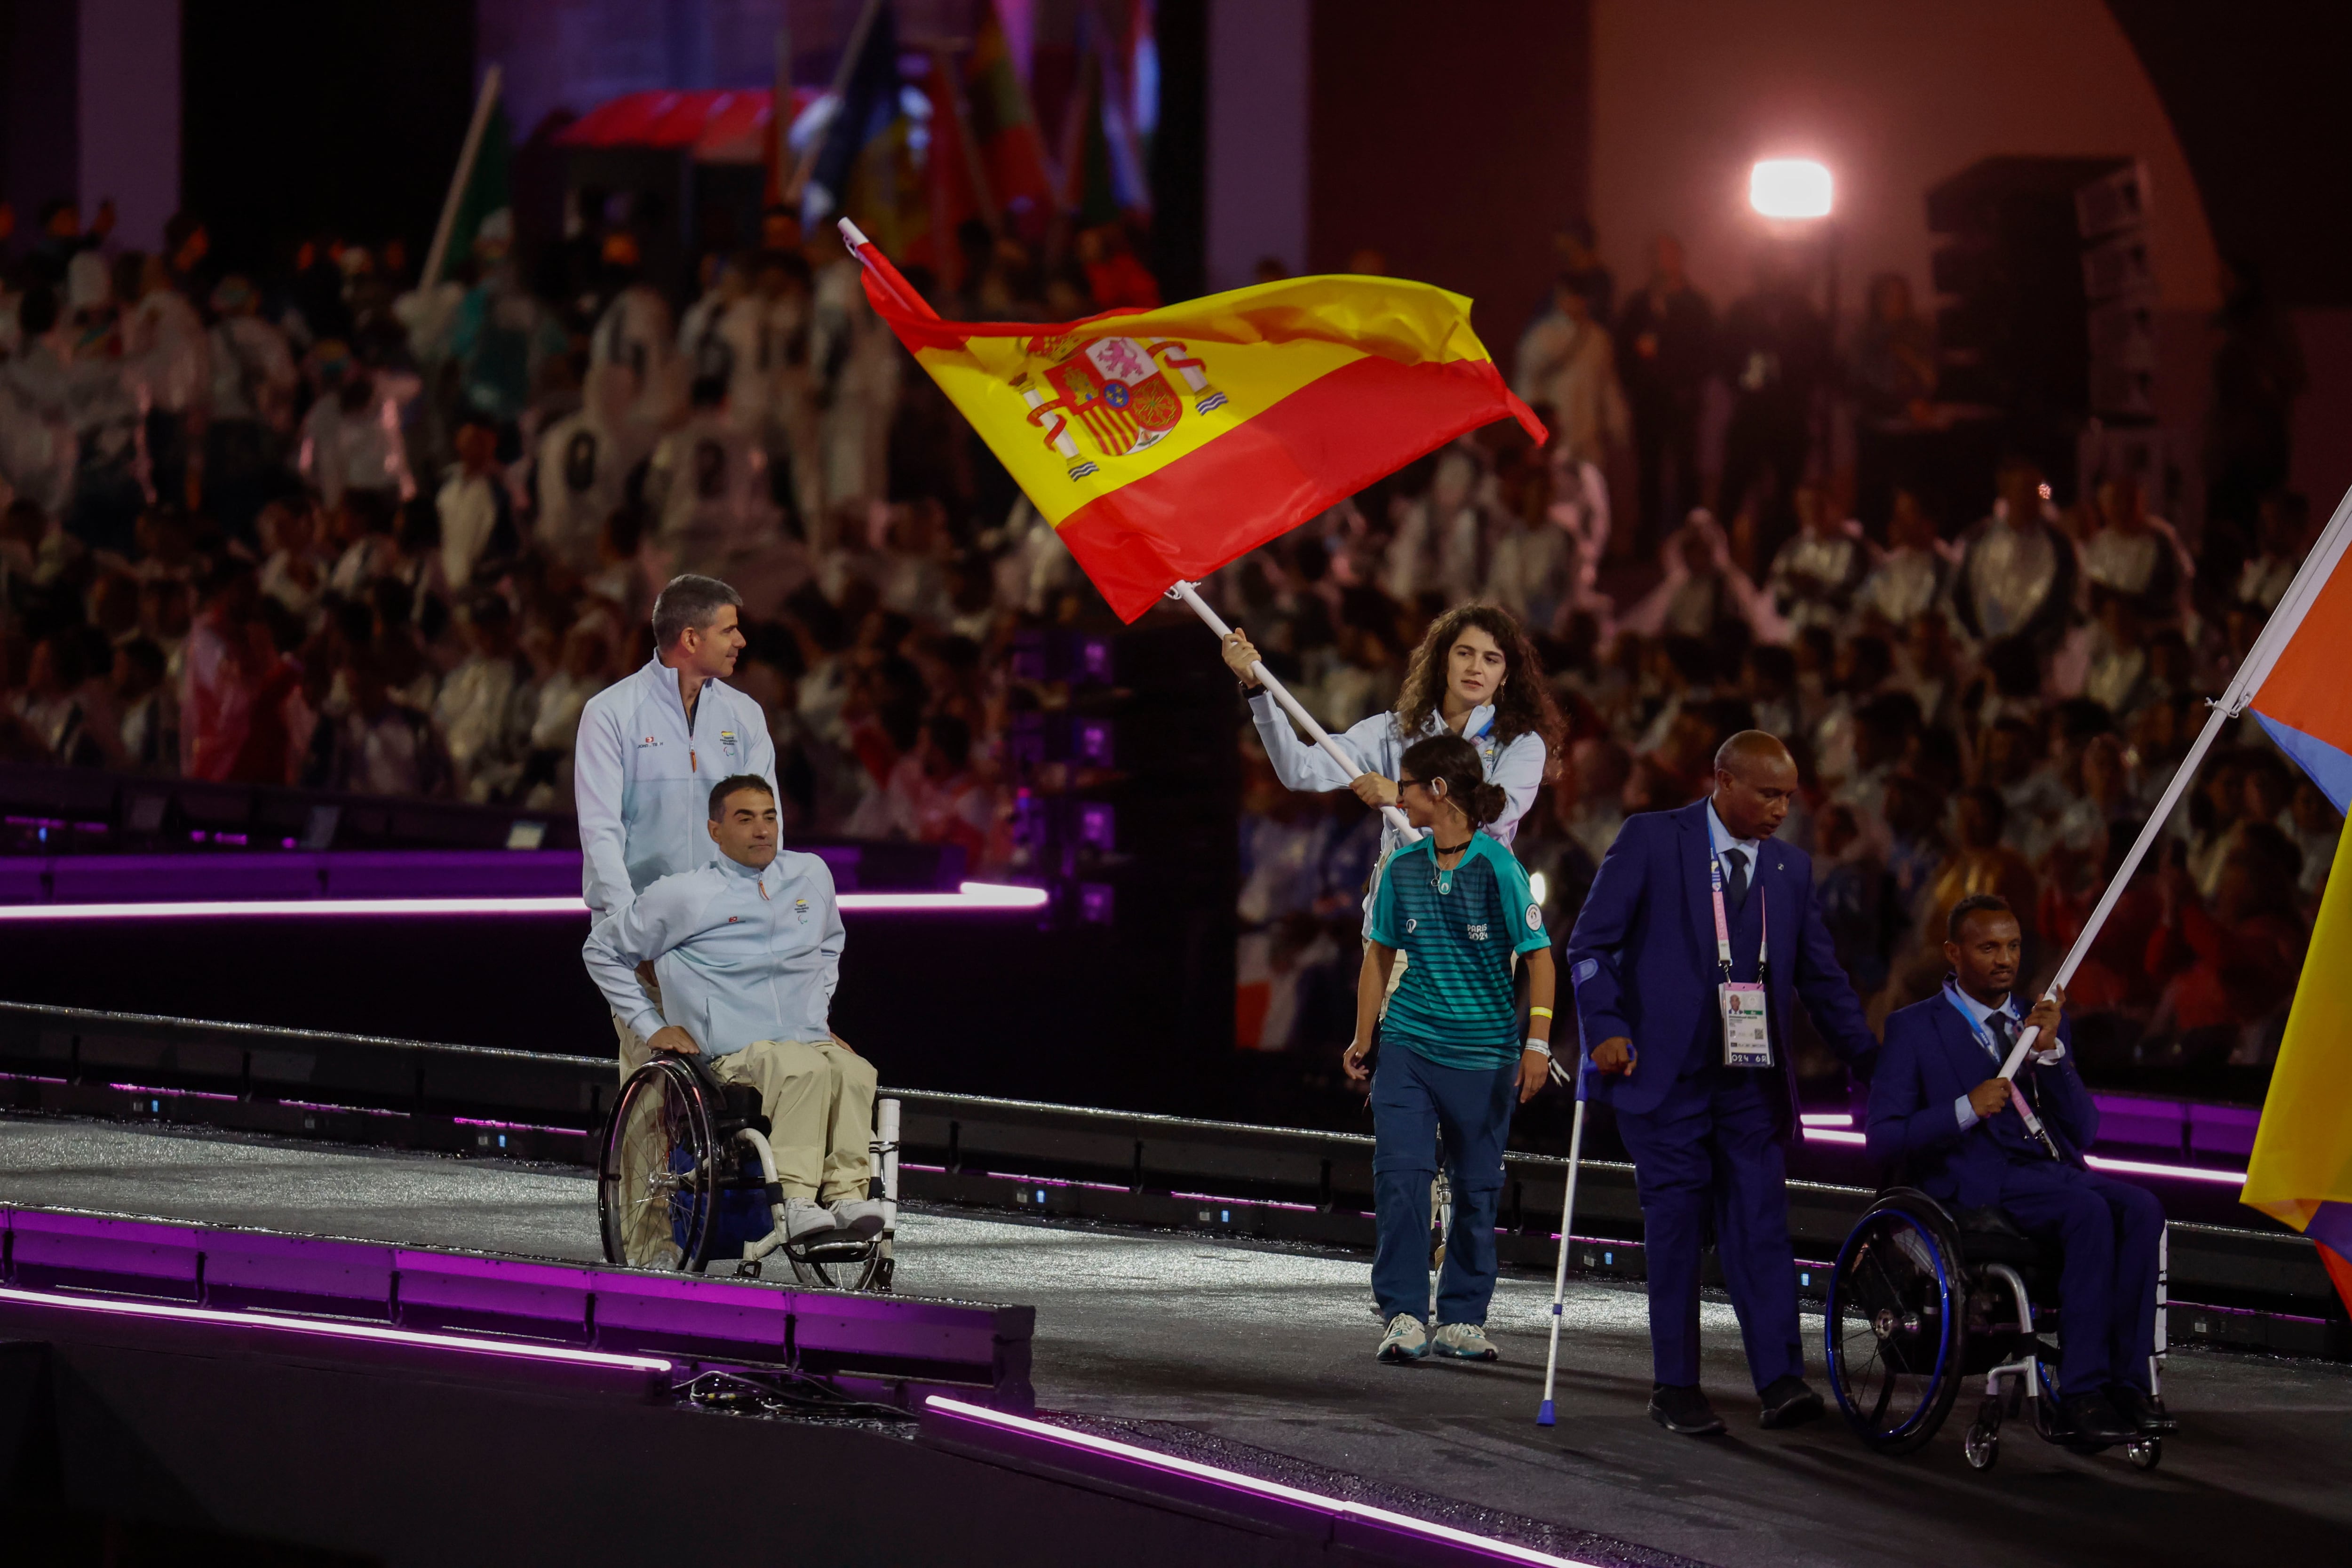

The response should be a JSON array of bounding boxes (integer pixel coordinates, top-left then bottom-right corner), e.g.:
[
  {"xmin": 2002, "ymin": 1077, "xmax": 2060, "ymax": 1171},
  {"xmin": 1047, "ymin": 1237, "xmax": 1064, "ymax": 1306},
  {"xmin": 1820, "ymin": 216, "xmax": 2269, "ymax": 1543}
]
[
  {"xmin": 2109, "ymin": 1385, "xmax": 2178, "ymax": 1435},
  {"xmin": 2059, "ymin": 1390, "xmax": 2138, "ymax": 1445},
  {"xmin": 1757, "ymin": 1375, "xmax": 1825, "ymax": 1429},
  {"xmin": 1649, "ymin": 1383, "xmax": 1726, "ymax": 1436}
]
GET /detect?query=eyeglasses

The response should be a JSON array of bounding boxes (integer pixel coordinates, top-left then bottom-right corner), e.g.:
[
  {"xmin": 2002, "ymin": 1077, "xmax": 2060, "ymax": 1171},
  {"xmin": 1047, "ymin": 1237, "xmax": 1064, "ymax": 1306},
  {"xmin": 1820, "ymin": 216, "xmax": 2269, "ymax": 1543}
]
[{"xmin": 1397, "ymin": 777, "xmax": 1425, "ymax": 794}]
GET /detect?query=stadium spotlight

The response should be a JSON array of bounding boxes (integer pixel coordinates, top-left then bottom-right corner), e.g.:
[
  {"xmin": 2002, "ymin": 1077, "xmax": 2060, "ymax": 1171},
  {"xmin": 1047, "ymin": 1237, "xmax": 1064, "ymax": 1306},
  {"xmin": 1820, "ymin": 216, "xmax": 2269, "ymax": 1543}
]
[{"xmin": 1750, "ymin": 159, "xmax": 1833, "ymax": 220}]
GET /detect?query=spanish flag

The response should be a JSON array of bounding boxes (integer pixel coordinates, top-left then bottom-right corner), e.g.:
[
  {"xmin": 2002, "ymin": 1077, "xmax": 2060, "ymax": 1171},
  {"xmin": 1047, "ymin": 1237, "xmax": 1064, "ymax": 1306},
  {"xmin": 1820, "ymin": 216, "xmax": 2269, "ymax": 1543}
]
[
  {"xmin": 842, "ymin": 228, "xmax": 1543, "ymax": 621},
  {"xmin": 2234, "ymin": 485, "xmax": 2352, "ymax": 1313}
]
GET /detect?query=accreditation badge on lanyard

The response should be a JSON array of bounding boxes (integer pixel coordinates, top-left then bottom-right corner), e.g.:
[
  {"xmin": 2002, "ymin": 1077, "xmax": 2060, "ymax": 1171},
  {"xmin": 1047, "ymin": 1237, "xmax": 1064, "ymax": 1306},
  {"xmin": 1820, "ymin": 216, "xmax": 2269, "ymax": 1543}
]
[{"xmin": 1712, "ymin": 852, "xmax": 1772, "ymax": 1067}]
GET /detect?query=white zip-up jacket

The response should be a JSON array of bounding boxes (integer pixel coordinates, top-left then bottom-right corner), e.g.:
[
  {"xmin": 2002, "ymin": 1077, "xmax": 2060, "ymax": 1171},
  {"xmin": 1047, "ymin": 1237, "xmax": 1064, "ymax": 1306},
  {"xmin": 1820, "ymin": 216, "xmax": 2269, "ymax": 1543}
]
[
  {"xmin": 1246, "ymin": 692, "xmax": 1546, "ymax": 856},
  {"xmin": 582, "ymin": 850, "xmax": 840, "ymax": 1055},
  {"xmin": 575, "ymin": 657, "xmax": 779, "ymax": 914}
]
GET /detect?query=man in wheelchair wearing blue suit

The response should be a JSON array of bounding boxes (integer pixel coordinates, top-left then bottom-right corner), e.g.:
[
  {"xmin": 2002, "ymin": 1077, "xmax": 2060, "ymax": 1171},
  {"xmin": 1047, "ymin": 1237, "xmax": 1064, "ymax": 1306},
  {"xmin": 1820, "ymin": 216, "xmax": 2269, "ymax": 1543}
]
[{"xmin": 1868, "ymin": 894, "xmax": 2177, "ymax": 1446}]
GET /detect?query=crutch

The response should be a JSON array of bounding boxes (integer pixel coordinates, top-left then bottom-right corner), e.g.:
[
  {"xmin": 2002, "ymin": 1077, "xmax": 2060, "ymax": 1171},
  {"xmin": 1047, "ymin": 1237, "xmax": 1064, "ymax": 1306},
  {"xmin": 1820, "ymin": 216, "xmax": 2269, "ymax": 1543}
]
[{"xmin": 1536, "ymin": 1041, "xmax": 1588, "ymax": 1427}]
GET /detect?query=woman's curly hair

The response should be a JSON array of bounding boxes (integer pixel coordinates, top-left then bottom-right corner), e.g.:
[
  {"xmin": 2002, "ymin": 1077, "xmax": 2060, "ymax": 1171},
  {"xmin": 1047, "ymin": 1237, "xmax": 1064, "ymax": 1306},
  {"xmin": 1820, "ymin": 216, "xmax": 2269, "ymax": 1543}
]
[{"xmin": 1392, "ymin": 602, "xmax": 1564, "ymax": 759}]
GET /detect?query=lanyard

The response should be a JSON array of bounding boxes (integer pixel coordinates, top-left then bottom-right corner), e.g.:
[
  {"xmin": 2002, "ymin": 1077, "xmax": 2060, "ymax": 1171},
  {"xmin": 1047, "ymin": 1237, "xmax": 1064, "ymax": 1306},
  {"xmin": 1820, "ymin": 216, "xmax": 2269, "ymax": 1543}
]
[
  {"xmin": 1941, "ymin": 978, "xmax": 2014, "ymax": 1065},
  {"xmin": 1707, "ymin": 848, "xmax": 1767, "ymax": 979}
]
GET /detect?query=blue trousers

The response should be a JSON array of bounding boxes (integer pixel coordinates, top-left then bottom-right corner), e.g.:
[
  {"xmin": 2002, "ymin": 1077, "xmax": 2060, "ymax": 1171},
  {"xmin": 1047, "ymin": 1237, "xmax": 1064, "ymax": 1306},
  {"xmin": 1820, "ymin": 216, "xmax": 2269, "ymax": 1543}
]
[
  {"xmin": 1370, "ymin": 1043, "xmax": 1518, "ymax": 1326},
  {"xmin": 1997, "ymin": 1163, "xmax": 2163, "ymax": 1399},
  {"xmin": 1615, "ymin": 1067, "xmax": 1803, "ymax": 1391}
]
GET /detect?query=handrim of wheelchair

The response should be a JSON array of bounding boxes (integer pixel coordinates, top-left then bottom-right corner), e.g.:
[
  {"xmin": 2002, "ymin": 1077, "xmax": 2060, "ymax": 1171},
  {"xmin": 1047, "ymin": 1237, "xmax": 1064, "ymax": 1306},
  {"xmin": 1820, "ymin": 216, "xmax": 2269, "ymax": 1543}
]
[
  {"xmin": 1824, "ymin": 1186, "xmax": 2165, "ymax": 1472},
  {"xmin": 597, "ymin": 1052, "xmax": 901, "ymax": 1293}
]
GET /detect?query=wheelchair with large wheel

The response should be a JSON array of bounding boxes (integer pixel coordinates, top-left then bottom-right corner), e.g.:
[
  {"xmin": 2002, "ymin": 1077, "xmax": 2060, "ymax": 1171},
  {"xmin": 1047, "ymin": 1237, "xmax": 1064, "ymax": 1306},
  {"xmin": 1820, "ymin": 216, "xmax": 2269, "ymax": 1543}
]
[
  {"xmin": 596, "ymin": 1051, "xmax": 901, "ymax": 1290},
  {"xmin": 1822, "ymin": 1187, "xmax": 2167, "ymax": 1472}
]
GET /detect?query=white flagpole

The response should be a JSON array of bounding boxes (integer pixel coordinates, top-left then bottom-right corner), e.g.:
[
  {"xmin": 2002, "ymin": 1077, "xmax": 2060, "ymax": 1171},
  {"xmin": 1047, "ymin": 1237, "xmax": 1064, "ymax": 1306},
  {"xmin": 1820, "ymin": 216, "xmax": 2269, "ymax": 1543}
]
[
  {"xmin": 1995, "ymin": 481, "xmax": 2352, "ymax": 1096},
  {"xmin": 1535, "ymin": 1093, "xmax": 1584, "ymax": 1426},
  {"xmin": 1167, "ymin": 581, "xmax": 1419, "ymax": 841},
  {"xmin": 422, "ymin": 65, "xmax": 503, "ymax": 290}
]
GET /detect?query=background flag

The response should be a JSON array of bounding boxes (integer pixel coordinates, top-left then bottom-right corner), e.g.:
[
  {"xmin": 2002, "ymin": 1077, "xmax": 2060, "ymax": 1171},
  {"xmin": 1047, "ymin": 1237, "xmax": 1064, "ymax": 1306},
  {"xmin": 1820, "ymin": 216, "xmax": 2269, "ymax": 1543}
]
[
  {"xmin": 1058, "ymin": 44, "xmax": 1121, "ymax": 226},
  {"xmin": 843, "ymin": 230, "xmax": 1544, "ymax": 622},
  {"xmin": 920, "ymin": 52, "xmax": 990, "ymax": 291},
  {"xmin": 803, "ymin": 0, "xmax": 900, "ymax": 222},
  {"xmin": 2228, "ymin": 486, "xmax": 2352, "ymax": 1313},
  {"xmin": 429, "ymin": 84, "xmax": 511, "ymax": 286},
  {"xmin": 964, "ymin": 0, "xmax": 1058, "ymax": 231}
]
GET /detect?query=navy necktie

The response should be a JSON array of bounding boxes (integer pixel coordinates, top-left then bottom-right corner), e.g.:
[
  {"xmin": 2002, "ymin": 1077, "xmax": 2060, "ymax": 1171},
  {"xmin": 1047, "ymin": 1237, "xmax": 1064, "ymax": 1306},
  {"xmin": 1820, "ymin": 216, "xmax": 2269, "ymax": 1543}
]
[
  {"xmin": 1986, "ymin": 1009, "xmax": 2016, "ymax": 1064},
  {"xmin": 1722, "ymin": 848, "xmax": 1749, "ymax": 911}
]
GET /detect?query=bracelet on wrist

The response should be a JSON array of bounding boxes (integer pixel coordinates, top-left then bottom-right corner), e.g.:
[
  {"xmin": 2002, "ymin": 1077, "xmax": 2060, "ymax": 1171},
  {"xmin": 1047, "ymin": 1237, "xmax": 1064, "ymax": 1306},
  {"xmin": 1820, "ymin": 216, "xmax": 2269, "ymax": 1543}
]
[
  {"xmin": 1528, "ymin": 1006, "xmax": 1553, "ymax": 1020},
  {"xmin": 1524, "ymin": 1038, "xmax": 1552, "ymax": 1058}
]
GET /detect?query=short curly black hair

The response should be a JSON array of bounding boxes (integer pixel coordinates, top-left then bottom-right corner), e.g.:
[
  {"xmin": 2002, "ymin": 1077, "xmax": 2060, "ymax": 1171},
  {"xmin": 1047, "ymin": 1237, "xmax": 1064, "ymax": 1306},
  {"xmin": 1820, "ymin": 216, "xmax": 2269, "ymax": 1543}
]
[{"xmin": 1947, "ymin": 893, "xmax": 2015, "ymax": 943}]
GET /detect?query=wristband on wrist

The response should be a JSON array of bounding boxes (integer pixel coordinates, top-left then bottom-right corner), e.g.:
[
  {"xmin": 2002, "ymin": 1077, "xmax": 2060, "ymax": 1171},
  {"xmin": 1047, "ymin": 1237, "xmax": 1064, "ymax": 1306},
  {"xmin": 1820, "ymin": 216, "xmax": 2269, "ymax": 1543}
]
[
  {"xmin": 1524, "ymin": 1038, "xmax": 1552, "ymax": 1057},
  {"xmin": 1528, "ymin": 1006, "xmax": 1553, "ymax": 1020}
]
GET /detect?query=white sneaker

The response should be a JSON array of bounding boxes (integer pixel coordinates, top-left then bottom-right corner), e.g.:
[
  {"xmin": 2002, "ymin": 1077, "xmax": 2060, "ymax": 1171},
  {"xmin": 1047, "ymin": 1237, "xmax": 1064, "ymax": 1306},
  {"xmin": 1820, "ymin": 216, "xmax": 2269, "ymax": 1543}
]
[
  {"xmin": 830, "ymin": 1198, "xmax": 887, "ymax": 1239},
  {"xmin": 782, "ymin": 1198, "xmax": 837, "ymax": 1242},
  {"xmin": 1377, "ymin": 1313, "xmax": 1430, "ymax": 1364},
  {"xmin": 1430, "ymin": 1322, "xmax": 1499, "ymax": 1361}
]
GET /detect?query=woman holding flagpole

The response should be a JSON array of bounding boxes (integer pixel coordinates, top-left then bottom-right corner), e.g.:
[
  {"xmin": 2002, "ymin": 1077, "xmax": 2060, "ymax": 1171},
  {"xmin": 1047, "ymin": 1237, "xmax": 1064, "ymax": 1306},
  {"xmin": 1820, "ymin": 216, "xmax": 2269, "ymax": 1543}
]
[{"xmin": 1221, "ymin": 602, "xmax": 1563, "ymax": 860}]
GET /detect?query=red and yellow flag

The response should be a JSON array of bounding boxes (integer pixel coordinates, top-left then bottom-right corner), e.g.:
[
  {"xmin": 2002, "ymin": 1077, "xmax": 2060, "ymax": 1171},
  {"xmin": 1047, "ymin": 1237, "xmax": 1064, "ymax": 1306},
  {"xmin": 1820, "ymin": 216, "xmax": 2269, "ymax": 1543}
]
[{"xmin": 844, "ymin": 231, "xmax": 1544, "ymax": 621}]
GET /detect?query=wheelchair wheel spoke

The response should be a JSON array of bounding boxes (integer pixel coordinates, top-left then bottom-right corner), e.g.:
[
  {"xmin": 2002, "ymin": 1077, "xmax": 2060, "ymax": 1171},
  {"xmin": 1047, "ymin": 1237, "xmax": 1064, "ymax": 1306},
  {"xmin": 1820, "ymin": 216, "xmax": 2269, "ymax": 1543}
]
[
  {"xmin": 1868, "ymin": 1360, "xmax": 1899, "ymax": 1426},
  {"xmin": 1825, "ymin": 1210, "xmax": 1958, "ymax": 1444}
]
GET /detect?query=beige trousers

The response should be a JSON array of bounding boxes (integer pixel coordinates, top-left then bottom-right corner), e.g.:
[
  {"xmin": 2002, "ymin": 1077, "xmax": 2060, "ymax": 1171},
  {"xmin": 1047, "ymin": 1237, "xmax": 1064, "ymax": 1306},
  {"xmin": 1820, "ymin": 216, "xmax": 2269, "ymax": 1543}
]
[{"xmin": 712, "ymin": 1038, "xmax": 877, "ymax": 1203}]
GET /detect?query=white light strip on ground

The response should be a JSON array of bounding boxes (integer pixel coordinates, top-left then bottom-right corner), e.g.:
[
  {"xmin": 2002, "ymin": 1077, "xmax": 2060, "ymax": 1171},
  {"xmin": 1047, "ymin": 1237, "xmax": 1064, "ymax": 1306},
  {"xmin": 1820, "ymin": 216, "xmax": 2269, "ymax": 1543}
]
[
  {"xmin": 2084, "ymin": 1154, "xmax": 2248, "ymax": 1186},
  {"xmin": 925, "ymin": 1396, "xmax": 1602, "ymax": 1567},
  {"xmin": 0, "ymin": 881, "xmax": 1049, "ymax": 920},
  {"xmin": 1802, "ymin": 1128, "xmax": 2249, "ymax": 1185},
  {"xmin": 1799, "ymin": 1113, "xmax": 1854, "ymax": 1126},
  {"xmin": 0, "ymin": 1284, "xmax": 673, "ymax": 1372}
]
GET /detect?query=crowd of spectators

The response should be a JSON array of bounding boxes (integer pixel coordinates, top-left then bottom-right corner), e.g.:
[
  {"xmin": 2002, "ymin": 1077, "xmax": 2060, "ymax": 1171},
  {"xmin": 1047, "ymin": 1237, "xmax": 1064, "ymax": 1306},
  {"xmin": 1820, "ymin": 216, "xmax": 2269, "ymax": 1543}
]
[
  {"xmin": 0, "ymin": 197, "xmax": 2331, "ymax": 1091},
  {"xmin": 0, "ymin": 198, "xmax": 1157, "ymax": 871}
]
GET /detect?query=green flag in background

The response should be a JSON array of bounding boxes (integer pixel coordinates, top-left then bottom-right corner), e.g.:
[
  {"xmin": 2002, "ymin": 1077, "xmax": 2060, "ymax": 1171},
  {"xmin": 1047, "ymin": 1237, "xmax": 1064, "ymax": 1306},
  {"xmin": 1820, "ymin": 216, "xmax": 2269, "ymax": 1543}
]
[{"xmin": 438, "ymin": 97, "xmax": 514, "ymax": 281}]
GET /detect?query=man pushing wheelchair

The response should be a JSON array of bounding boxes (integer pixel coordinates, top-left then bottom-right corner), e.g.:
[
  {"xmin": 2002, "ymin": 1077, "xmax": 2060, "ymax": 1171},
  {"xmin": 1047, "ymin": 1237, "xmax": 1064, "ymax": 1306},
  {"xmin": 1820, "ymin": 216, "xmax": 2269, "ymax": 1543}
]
[{"xmin": 1867, "ymin": 893, "xmax": 2177, "ymax": 1447}]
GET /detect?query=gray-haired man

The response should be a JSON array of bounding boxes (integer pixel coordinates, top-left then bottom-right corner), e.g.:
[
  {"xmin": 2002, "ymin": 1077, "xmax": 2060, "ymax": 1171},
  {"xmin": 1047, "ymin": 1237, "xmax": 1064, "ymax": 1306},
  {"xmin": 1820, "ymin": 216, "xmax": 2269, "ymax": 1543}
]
[{"xmin": 575, "ymin": 573, "xmax": 779, "ymax": 1077}]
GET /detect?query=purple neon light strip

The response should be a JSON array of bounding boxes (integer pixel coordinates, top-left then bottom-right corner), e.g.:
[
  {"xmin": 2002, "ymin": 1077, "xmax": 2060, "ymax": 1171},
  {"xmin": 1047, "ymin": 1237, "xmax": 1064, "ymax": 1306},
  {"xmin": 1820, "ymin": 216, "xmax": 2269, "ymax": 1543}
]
[
  {"xmin": 1799, "ymin": 1112, "xmax": 1853, "ymax": 1126},
  {"xmin": 925, "ymin": 1396, "xmax": 1601, "ymax": 1567},
  {"xmin": 0, "ymin": 1284, "xmax": 672, "ymax": 1373},
  {"xmin": 0, "ymin": 881, "xmax": 1048, "ymax": 920},
  {"xmin": 2170, "ymin": 1296, "xmax": 2331, "ymax": 1326}
]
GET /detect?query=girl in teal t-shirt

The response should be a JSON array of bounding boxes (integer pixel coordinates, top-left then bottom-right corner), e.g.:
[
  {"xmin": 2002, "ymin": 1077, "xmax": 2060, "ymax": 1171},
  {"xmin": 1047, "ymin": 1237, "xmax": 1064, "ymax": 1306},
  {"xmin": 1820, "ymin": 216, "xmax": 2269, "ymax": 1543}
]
[{"xmin": 1346, "ymin": 733, "xmax": 1556, "ymax": 1365}]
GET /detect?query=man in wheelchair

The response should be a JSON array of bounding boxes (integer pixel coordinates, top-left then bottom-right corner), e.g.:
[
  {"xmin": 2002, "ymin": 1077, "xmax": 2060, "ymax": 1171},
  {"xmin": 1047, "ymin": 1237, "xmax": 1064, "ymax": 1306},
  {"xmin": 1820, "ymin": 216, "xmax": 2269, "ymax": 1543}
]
[
  {"xmin": 1867, "ymin": 894, "xmax": 2174, "ymax": 1447},
  {"xmin": 583, "ymin": 773, "xmax": 884, "ymax": 1249}
]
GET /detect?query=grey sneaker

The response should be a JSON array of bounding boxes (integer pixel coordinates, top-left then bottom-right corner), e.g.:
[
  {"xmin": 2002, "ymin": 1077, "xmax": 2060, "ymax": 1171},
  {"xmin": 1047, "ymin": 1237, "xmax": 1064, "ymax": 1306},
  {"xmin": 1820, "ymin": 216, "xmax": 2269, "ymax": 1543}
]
[
  {"xmin": 1377, "ymin": 1313, "xmax": 1430, "ymax": 1364},
  {"xmin": 782, "ymin": 1198, "xmax": 838, "ymax": 1242},
  {"xmin": 830, "ymin": 1197, "xmax": 887, "ymax": 1239},
  {"xmin": 1430, "ymin": 1322, "xmax": 1499, "ymax": 1361}
]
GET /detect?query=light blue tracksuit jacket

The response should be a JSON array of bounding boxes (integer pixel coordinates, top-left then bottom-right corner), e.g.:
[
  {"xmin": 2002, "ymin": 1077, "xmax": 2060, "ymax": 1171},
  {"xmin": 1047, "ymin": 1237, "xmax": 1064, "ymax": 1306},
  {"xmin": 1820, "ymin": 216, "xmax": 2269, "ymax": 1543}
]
[
  {"xmin": 581, "ymin": 850, "xmax": 842, "ymax": 1056},
  {"xmin": 575, "ymin": 656, "xmax": 779, "ymax": 914}
]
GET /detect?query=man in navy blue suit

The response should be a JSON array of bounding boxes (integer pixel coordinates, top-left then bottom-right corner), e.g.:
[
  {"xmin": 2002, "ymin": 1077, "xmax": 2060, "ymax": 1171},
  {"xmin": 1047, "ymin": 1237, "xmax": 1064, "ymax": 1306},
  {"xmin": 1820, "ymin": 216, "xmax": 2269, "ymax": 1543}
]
[
  {"xmin": 1868, "ymin": 894, "xmax": 2174, "ymax": 1445},
  {"xmin": 1566, "ymin": 732, "xmax": 1878, "ymax": 1436}
]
